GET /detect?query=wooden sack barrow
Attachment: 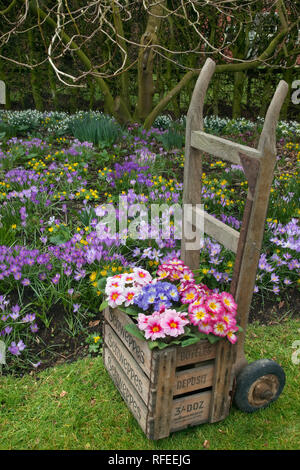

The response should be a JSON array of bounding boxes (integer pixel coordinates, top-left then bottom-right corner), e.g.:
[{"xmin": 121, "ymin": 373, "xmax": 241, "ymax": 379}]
[{"xmin": 103, "ymin": 59, "xmax": 288, "ymax": 440}]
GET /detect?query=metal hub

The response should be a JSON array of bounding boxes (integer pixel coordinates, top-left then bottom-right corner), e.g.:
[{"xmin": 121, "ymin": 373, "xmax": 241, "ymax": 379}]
[{"xmin": 248, "ymin": 374, "xmax": 280, "ymax": 407}]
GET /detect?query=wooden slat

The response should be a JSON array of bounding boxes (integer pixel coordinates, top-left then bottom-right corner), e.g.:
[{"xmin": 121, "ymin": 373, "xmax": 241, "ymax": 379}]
[
  {"xmin": 0, "ymin": 81, "xmax": 5, "ymax": 105},
  {"xmin": 191, "ymin": 207, "xmax": 240, "ymax": 253},
  {"xmin": 181, "ymin": 59, "xmax": 216, "ymax": 271},
  {"xmin": 191, "ymin": 130, "xmax": 261, "ymax": 165},
  {"xmin": 232, "ymin": 81, "xmax": 289, "ymax": 376},
  {"xmin": 176, "ymin": 340, "xmax": 217, "ymax": 367},
  {"xmin": 171, "ymin": 390, "xmax": 212, "ymax": 432},
  {"xmin": 147, "ymin": 347, "xmax": 177, "ymax": 440},
  {"xmin": 103, "ymin": 345, "xmax": 149, "ymax": 434},
  {"xmin": 209, "ymin": 340, "xmax": 236, "ymax": 423},
  {"xmin": 104, "ymin": 323, "xmax": 151, "ymax": 405},
  {"xmin": 104, "ymin": 308, "xmax": 152, "ymax": 377},
  {"xmin": 173, "ymin": 363, "xmax": 214, "ymax": 396}
]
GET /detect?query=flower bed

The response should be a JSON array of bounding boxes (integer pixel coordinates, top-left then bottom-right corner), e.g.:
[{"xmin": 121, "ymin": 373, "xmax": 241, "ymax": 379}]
[{"xmin": 0, "ymin": 112, "xmax": 299, "ymax": 374}]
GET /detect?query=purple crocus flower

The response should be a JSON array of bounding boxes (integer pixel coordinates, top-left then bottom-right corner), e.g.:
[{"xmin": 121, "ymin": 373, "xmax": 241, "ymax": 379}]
[
  {"xmin": 73, "ymin": 303, "xmax": 81, "ymax": 313},
  {"xmin": 22, "ymin": 313, "xmax": 36, "ymax": 323},
  {"xmin": 51, "ymin": 273, "xmax": 60, "ymax": 285},
  {"xmin": 10, "ymin": 304, "xmax": 20, "ymax": 320},
  {"xmin": 30, "ymin": 323, "xmax": 39, "ymax": 333},
  {"xmin": 8, "ymin": 340, "xmax": 26, "ymax": 356}
]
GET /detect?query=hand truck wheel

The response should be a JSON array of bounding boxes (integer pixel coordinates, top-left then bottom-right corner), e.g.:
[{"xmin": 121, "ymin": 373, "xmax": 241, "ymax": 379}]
[{"xmin": 234, "ymin": 359, "xmax": 286, "ymax": 413}]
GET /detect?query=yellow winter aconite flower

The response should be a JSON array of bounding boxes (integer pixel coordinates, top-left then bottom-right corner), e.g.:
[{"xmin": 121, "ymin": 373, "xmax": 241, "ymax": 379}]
[{"xmin": 90, "ymin": 272, "xmax": 97, "ymax": 282}]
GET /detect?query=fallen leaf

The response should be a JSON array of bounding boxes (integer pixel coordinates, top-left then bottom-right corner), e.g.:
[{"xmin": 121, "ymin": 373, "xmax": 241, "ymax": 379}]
[
  {"xmin": 89, "ymin": 320, "xmax": 100, "ymax": 327},
  {"xmin": 60, "ymin": 390, "xmax": 68, "ymax": 398},
  {"xmin": 279, "ymin": 301, "xmax": 284, "ymax": 309},
  {"xmin": 203, "ymin": 439, "xmax": 210, "ymax": 449},
  {"xmin": 90, "ymin": 398, "xmax": 96, "ymax": 406}
]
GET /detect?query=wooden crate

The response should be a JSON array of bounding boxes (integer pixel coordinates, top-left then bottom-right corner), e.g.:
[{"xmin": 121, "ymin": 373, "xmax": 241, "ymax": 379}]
[{"xmin": 103, "ymin": 307, "xmax": 231, "ymax": 440}]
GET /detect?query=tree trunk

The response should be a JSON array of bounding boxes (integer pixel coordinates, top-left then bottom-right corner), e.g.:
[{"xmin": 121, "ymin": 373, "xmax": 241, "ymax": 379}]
[
  {"xmin": 232, "ymin": 71, "xmax": 246, "ymax": 118},
  {"xmin": 28, "ymin": 30, "xmax": 43, "ymax": 110},
  {"xmin": 280, "ymin": 67, "xmax": 292, "ymax": 120},
  {"xmin": 112, "ymin": 1, "xmax": 130, "ymax": 111},
  {"xmin": 143, "ymin": 70, "xmax": 197, "ymax": 130},
  {"xmin": 48, "ymin": 63, "xmax": 59, "ymax": 110},
  {"xmin": 135, "ymin": 1, "xmax": 166, "ymax": 121}
]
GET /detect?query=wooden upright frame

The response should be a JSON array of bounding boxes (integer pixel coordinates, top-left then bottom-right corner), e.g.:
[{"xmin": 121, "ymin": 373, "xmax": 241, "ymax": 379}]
[{"xmin": 181, "ymin": 58, "xmax": 288, "ymax": 422}]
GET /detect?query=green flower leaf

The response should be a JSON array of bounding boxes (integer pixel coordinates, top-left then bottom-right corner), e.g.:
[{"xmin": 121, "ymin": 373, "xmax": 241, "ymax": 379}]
[
  {"xmin": 119, "ymin": 306, "xmax": 140, "ymax": 316},
  {"xmin": 99, "ymin": 299, "xmax": 108, "ymax": 312},
  {"xmin": 124, "ymin": 323, "xmax": 145, "ymax": 341}
]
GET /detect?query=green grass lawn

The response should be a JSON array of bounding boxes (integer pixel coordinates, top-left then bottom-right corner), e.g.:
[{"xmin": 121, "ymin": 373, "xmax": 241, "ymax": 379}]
[{"xmin": 1, "ymin": 318, "xmax": 300, "ymax": 451}]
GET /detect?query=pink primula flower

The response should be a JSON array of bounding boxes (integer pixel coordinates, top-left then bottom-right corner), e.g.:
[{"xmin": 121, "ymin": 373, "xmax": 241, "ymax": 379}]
[
  {"xmin": 137, "ymin": 313, "xmax": 150, "ymax": 331},
  {"xmin": 180, "ymin": 285, "xmax": 199, "ymax": 304},
  {"xmin": 189, "ymin": 304, "xmax": 210, "ymax": 326},
  {"xmin": 133, "ymin": 267, "xmax": 152, "ymax": 286},
  {"xmin": 161, "ymin": 309, "xmax": 189, "ymax": 337},
  {"xmin": 205, "ymin": 295, "xmax": 224, "ymax": 315},
  {"xmin": 107, "ymin": 289, "xmax": 125, "ymax": 308},
  {"xmin": 198, "ymin": 321, "xmax": 213, "ymax": 335},
  {"xmin": 181, "ymin": 270, "xmax": 194, "ymax": 283},
  {"xmin": 144, "ymin": 314, "xmax": 165, "ymax": 341},
  {"xmin": 156, "ymin": 266, "xmax": 170, "ymax": 280},
  {"xmin": 220, "ymin": 292, "xmax": 237, "ymax": 314},
  {"xmin": 218, "ymin": 311, "xmax": 237, "ymax": 329},
  {"xmin": 226, "ymin": 326, "xmax": 239, "ymax": 344},
  {"xmin": 123, "ymin": 287, "xmax": 139, "ymax": 306},
  {"xmin": 213, "ymin": 321, "xmax": 228, "ymax": 337}
]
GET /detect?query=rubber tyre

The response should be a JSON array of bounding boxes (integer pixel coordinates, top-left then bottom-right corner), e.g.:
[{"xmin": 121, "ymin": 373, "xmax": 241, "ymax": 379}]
[{"xmin": 234, "ymin": 359, "xmax": 286, "ymax": 413}]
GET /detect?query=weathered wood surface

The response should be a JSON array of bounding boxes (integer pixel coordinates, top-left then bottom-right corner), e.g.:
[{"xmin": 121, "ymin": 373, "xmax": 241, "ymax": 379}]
[
  {"xmin": 232, "ymin": 79, "xmax": 289, "ymax": 376},
  {"xmin": 0, "ymin": 81, "xmax": 5, "ymax": 105},
  {"xmin": 201, "ymin": 208, "xmax": 240, "ymax": 253},
  {"xmin": 176, "ymin": 340, "xmax": 217, "ymax": 367},
  {"xmin": 147, "ymin": 347, "xmax": 177, "ymax": 440},
  {"xmin": 104, "ymin": 307, "xmax": 152, "ymax": 376},
  {"xmin": 103, "ymin": 345, "xmax": 149, "ymax": 434},
  {"xmin": 184, "ymin": 206, "xmax": 240, "ymax": 253},
  {"xmin": 181, "ymin": 58, "xmax": 216, "ymax": 271},
  {"xmin": 174, "ymin": 363, "xmax": 214, "ymax": 396},
  {"xmin": 191, "ymin": 130, "xmax": 261, "ymax": 165},
  {"xmin": 209, "ymin": 340, "xmax": 236, "ymax": 423},
  {"xmin": 171, "ymin": 390, "xmax": 212, "ymax": 431},
  {"xmin": 103, "ymin": 308, "xmax": 220, "ymax": 438},
  {"xmin": 104, "ymin": 323, "xmax": 151, "ymax": 404}
]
